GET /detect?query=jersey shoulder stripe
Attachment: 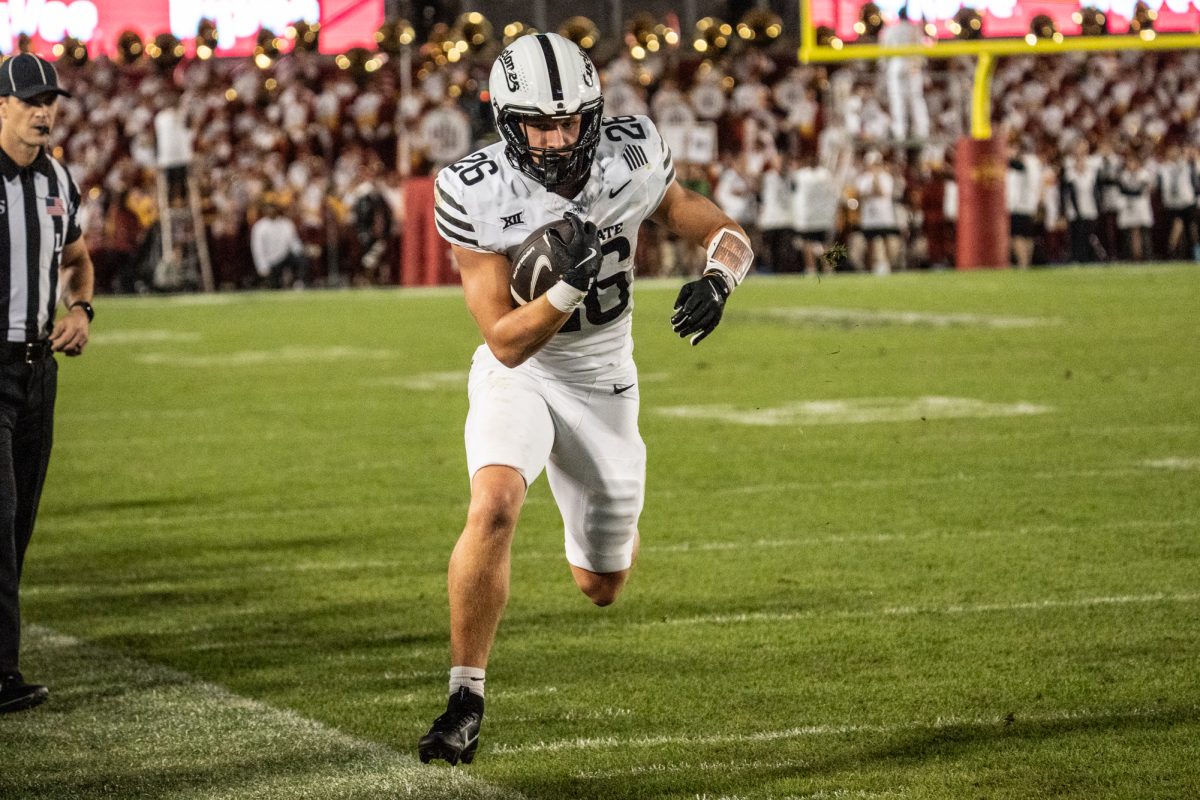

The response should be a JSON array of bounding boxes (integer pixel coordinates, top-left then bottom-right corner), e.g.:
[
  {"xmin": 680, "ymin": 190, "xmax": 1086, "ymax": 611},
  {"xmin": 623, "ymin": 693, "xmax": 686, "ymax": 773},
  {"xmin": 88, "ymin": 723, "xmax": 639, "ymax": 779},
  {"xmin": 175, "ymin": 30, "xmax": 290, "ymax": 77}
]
[
  {"xmin": 435, "ymin": 146, "xmax": 513, "ymax": 252},
  {"xmin": 435, "ymin": 182, "xmax": 469, "ymax": 216},
  {"xmin": 435, "ymin": 202, "xmax": 475, "ymax": 233},
  {"xmin": 594, "ymin": 115, "xmax": 674, "ymax": 214}
]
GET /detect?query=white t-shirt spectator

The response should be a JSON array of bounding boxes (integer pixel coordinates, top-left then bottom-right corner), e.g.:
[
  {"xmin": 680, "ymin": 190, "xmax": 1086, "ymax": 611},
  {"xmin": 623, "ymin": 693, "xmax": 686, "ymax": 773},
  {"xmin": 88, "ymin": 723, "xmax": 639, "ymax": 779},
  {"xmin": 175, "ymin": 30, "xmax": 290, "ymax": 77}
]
[
  {"xmin": 1062, "ymin": 157, "xmax": 1100, "ymax": 221},
  {"xmin": 1006, "ymin": 154, "xmax": 1042, "ymax": 216},
  {"xmin": 250, "ymin": 215, "xmax": 304, "ymax": 277},
  {"xmin": 713, "ymin": 165, "xmax": 757, "ymax": 227},
  {"xmin": 1117, "ymin": 166, "xmax": 1154, "ymax": 229},
  {"xmin": 879, "ymin": 18, "xmax": 924, "ymax": 80},
  {"xmin": 757, "ymin": 170, "xmax": 793, "ymax": 232},
  {"xmin": 1158, "ymin": 159, "xmax": 1197, "ymax": 210},
  {"xmin": 791, "ymin": 165, "xmax": 838, "ymax": 233},
  {"xmin": 856, "ymin": 168, "xmax": 898, "ymax": 230},
  {"xmin": 154, "ymin": 106, "xmax": 192, "ymax": 169}
]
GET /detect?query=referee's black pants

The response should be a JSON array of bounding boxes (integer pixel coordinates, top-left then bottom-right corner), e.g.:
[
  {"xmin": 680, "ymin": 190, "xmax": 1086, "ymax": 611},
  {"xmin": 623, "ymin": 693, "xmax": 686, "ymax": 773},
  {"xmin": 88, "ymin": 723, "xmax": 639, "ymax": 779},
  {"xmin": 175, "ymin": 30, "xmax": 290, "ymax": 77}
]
[{"xmin": 0, "ymin": 354, "xmax": 56, "ymax": 675}]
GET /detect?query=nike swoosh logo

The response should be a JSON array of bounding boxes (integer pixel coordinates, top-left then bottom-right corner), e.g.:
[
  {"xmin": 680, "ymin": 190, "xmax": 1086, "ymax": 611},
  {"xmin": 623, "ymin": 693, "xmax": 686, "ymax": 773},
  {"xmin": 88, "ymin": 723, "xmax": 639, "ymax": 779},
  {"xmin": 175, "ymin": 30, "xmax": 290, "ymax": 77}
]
[
  {"xmin": 529, "ymin": 254, "xmax": 551, "ymax": 295},
  {"xmin": 609, "ymin": 180, "xmax": 631, "ymax": 198},
  {"xmin": 461, "ymin": 730, "xmax": 479, "ymax": 749},
  {"xmin": 613, "ymin": 383, "xmax": 635, "ymax": 395}
]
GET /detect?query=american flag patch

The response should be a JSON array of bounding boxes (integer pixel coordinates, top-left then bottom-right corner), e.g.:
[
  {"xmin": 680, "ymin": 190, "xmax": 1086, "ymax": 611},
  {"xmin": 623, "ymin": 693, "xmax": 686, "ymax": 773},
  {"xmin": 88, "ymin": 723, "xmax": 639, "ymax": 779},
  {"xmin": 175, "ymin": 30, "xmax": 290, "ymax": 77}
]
[{"xmin": 45, "ymin": 196, "xmax": 66, "ymax": 217}]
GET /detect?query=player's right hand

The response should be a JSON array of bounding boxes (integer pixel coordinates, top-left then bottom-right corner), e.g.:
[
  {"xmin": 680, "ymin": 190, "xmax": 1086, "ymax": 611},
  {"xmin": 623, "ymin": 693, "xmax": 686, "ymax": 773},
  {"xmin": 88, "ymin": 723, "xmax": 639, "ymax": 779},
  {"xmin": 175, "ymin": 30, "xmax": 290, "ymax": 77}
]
[{"xmin": 552, "ymin": 212, "xmax": 602, "ymax": 292}]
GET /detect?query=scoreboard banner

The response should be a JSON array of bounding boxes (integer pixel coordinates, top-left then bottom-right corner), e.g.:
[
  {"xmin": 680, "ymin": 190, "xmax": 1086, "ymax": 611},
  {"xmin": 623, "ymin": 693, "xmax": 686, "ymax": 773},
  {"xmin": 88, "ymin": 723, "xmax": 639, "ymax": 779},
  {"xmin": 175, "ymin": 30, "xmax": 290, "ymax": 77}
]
[
  {"xmin": 812, "ymin": 0, "xmax": 1200, "ymax": 39},
  {"xmin": 0, "ymin": 0, "xmax": 384, "ymax": 57}
]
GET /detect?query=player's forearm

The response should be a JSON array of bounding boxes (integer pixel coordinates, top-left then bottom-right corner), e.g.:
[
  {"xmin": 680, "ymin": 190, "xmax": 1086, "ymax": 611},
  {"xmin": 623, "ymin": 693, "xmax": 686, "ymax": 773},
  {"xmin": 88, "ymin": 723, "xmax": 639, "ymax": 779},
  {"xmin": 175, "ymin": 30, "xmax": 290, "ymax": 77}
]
[
  {"xmin": 659, "ymin": 186, "xmax": 746, "ymax": 251},
  {"xmin": 483, "ymin": 299, "xmax": 570, "ymax": 368}
]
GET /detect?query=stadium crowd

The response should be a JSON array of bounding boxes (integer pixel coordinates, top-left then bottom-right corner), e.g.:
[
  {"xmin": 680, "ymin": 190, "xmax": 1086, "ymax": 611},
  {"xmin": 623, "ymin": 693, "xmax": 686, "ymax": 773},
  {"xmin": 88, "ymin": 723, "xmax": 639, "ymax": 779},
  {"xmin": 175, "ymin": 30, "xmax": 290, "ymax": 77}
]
[{"xmin": 44, "ymin": 39, "xmax": 1200, "ymax": 292}]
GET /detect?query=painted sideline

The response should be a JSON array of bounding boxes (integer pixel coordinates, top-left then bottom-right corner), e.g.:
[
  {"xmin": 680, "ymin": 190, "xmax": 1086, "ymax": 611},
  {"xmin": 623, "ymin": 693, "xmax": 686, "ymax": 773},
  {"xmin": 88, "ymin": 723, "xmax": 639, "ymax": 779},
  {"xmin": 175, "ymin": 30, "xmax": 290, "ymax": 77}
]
[
  {"xmin": 493, "ymin": 703, "xmax": 1199, "ymax": 756},
  {"xmin": 0, "ymin": 626, "xmax": 522, "ymax": 800}
]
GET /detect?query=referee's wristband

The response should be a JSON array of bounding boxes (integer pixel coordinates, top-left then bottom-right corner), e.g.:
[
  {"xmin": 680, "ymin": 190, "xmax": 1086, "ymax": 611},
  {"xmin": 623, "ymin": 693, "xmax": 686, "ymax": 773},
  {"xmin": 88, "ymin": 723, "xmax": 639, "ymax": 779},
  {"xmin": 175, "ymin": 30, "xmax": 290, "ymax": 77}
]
[
  {"xmin": 545, "ymin": 280, "xmax": 587, "ymax": 313},
  {"xmin": 69, "ymin": 300, "xmax": 94, "ymax": 322}
]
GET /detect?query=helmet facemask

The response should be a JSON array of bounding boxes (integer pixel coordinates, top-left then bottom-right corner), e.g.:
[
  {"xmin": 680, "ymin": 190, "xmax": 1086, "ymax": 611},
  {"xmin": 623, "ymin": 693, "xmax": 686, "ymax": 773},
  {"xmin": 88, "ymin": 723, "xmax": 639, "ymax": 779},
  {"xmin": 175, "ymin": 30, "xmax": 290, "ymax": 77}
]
[{"xmin": 496, "ymin": 99, "xmax": 604, "ymax": 190}]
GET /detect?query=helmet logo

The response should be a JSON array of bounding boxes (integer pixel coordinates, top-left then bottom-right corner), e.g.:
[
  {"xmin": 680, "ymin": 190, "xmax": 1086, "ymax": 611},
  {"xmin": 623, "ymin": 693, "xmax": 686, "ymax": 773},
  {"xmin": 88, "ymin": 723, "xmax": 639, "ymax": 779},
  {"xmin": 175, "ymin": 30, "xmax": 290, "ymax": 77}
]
[
  {"xmin": 499, "ymin": 50, "xmax": 520, "ymax": 92},
  {"xmin": 579, "ymin": 49, "xmax": 595, "ymax": 87}
]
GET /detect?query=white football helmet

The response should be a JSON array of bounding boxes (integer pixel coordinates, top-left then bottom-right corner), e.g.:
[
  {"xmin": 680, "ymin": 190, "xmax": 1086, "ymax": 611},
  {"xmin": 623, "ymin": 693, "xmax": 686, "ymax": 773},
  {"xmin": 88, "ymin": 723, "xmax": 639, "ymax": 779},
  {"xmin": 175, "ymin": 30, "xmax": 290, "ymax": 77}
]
[{"xmin": 489, "ymin": 32, "xmax": 603, "ymax": 188}]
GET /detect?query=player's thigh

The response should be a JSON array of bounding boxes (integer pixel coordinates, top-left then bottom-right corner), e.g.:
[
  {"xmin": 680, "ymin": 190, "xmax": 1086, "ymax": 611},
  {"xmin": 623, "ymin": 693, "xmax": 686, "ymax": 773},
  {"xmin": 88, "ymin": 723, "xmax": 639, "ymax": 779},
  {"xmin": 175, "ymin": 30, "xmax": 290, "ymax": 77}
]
[
  {"xmin": 464, "ymin": 357, "xmax": 554, "ymax": 487},
  {"xmin": 545, "ymin": 383, "xmax": 646, "ymax": 574}
]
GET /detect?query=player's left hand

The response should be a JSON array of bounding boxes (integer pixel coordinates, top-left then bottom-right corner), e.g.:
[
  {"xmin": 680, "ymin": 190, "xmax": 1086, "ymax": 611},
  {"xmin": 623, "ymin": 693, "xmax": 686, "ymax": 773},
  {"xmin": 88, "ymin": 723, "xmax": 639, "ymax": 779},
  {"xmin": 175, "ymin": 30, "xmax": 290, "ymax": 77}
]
[
  {"xmin": 671, "ymin": 274, "xmax": 729, "ymax": 346},
  {"xmin": 49, "ymin": 308, "xmax": 89, "ymax": 356}
]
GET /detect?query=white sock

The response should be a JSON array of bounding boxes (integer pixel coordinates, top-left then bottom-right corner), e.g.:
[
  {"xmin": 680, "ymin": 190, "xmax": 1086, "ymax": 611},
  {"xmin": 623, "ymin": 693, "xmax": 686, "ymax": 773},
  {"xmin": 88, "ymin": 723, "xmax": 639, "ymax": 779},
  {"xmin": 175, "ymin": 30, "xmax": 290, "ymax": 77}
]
[{"xmin": 449, "ymin": 666, "xmax": 485, "ymax": 699}]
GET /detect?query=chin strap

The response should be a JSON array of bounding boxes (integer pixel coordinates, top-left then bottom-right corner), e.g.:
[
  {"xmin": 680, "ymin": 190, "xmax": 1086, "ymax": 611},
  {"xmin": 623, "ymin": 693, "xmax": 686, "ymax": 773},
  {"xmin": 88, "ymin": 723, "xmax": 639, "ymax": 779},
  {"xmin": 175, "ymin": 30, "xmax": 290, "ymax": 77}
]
[{"xmin": 703, "ymin": 227, "xmax": 754, "ymax": 293}]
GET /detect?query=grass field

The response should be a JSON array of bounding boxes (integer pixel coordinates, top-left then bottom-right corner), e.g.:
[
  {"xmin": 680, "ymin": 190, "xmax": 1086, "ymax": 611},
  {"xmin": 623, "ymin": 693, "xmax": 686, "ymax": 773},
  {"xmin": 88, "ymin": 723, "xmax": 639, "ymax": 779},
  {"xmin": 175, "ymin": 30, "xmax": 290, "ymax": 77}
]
[{"xmin": 3, "ymin": 264, "xmax": 1199, "ymax": 800}]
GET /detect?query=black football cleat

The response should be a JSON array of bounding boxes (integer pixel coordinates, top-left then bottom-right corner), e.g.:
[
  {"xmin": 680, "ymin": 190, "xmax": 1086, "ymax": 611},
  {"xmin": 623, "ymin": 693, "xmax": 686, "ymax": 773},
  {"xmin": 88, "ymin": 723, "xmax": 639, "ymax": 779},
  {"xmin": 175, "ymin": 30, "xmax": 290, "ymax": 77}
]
[
  {"xmin": 418, "ymin": 687, "xmax": 484, "ymax": 765},
  {"xmin": 0, "ymin": 672, "xmax": 48, "ymax": 713}
]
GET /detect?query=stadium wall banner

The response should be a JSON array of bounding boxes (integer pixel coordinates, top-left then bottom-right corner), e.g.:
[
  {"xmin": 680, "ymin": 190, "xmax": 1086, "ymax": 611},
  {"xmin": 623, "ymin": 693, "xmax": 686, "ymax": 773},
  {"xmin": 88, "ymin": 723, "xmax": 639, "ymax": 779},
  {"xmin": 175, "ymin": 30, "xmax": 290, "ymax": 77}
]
[
  {"xmin": 0, "ymin": 0, "xmax": 384, "ymax": 57},
  {"xmin": 813, "ymin": 0, "xmax": 1200, "ymax": 39}
]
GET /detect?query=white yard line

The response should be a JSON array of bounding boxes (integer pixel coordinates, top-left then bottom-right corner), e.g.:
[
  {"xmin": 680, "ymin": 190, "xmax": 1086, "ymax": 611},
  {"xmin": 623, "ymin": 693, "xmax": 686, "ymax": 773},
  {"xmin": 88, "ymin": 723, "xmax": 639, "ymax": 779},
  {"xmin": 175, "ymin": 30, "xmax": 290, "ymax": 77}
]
[
  {"xmin": 492, "ymin": 704, "xmax": 1194, "ymax": 756},
  {"xmin": 135, "ymin": 346, "xmax": 399, "ymax": 367},
  {"xmin": 718, "ymin": 467, "xmax": 1171, "ymax": 495},
  {"xmin": 90, "ymin": 329, "xmax": 203, "ymax": 344},
  {"xmin": 654, "ymin": 397, "xmax": 1052, "ymax": 427},
  {"xmin": 19, "ymin": 626, "xmax": 524, "ymax": 800},
  {"xmin": 756, "ymin": 307, "xmax": 1061, "ymax": 329},
  {"xmin": 572, "ymin": 757, "xmax": 812, "ymax": 781},
  {"xmin": 650, "ymin": 592, "xmax": 1200, "ymax": 629},
  {"xmin": 1142, "ymin": 457, "xmax": 1200, "ymax": 470}
]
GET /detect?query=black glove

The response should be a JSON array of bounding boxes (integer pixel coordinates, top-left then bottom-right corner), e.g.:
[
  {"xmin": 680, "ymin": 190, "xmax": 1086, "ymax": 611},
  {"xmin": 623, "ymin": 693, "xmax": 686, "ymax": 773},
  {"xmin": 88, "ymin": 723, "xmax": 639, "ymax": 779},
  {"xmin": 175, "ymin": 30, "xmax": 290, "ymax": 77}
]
[
  {"xmin": 671, "ymin": 274, "xmax": 729, "ymax": 345},
  {"xmin": 551, "ymin": 212, "xmax": 603, "ymax": 292}
]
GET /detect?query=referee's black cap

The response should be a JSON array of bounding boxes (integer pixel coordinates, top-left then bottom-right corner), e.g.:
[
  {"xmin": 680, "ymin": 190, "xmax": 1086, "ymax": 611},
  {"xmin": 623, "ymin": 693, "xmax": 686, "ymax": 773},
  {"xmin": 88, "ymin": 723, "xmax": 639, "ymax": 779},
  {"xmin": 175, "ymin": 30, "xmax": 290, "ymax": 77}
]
[{"xmin": 0, "ymin": 54, "xmax": 71, "ymax": 100}]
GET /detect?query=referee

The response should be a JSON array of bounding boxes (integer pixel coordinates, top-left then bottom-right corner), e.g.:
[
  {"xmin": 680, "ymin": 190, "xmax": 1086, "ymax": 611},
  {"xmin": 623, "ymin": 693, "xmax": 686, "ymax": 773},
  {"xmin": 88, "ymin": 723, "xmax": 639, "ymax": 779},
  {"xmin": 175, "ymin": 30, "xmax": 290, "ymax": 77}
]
[{"xmin": 0, "ymin": 53, "xmax": 94, "ymax": 713}]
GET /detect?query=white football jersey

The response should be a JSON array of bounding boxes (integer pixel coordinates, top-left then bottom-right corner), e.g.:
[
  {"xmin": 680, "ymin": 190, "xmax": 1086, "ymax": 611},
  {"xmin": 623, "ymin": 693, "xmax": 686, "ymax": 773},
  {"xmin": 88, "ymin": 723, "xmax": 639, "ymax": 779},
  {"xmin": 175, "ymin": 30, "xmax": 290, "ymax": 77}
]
[{"xmin": 434, "ymin": 114, "xmax": 675, "ymax": 381}]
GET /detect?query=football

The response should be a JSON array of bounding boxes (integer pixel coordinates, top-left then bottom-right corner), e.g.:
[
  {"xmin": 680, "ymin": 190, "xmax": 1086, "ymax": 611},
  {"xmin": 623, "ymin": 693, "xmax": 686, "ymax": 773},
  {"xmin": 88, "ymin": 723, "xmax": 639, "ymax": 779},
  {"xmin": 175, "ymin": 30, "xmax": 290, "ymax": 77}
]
[{"xmin": 509, "ymin": 218, "xmax": 575, "ymax": 306}]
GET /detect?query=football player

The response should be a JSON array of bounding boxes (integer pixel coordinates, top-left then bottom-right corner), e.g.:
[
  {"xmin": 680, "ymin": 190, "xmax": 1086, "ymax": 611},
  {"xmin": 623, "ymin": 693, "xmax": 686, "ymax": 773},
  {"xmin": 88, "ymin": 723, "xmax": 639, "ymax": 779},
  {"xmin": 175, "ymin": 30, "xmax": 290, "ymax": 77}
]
[{"xmin": 418, "ymin": 32, "xmax": 753, "ymax": 765}]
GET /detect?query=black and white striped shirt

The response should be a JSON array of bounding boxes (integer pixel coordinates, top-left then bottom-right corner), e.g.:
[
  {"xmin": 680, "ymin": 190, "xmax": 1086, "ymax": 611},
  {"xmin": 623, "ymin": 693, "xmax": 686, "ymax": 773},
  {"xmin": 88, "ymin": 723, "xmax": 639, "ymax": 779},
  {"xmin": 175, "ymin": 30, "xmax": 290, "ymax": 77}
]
[{"xmin": 0, "ymin": 146, "xmax": 81, "ymax": 343}]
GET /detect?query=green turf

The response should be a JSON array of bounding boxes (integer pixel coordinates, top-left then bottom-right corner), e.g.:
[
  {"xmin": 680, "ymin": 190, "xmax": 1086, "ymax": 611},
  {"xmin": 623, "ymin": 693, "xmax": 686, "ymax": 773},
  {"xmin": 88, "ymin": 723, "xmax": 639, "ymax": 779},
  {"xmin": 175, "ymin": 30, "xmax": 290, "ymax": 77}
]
[{"xmin": 3, "ymin": 265, "xmax": 1199, "ymax": 799}]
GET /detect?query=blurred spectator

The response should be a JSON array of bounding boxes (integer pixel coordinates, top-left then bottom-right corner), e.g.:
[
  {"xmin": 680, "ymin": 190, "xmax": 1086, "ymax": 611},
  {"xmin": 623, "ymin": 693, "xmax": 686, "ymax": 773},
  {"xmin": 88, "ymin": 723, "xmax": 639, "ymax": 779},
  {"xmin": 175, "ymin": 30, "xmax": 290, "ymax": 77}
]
[
  {"xmin": 879, "ymin": 7, "xmax": 929, "ymax": 143},
  {"xmin": 250, "ymin": 197, "xmax": 307, "ymax": 289},
  {"xmin": 856, "ymin": 150, "xmax": 901, "ymax": 274},
  {"xmin": 419, "ymin": 99, "xmax": 474, "ymax": 168},
  {"xmin": 1041, "ymin": 163, "xmax": 1066, "ymax": 264},
  {"xmin": 1118, "ymin": 152, "xmax": 1154, "ymax": 262},
  {"xmin": 1062, "ymin": 140, "xmax": 1105, "ymax": 263},
  {"xmin": 347, "ymin": 165, "xmax": 394, "ymax": 284},
  {"xmin": 153, "ymin": 90, "xmax": 192, "ymax": 205},
  {"xmin": 1158, "ymin": 143, "xmax": 1198, "ymax": 260},
  {"xmin": 790, "ymin": 151, "xmax": 838, "ymax": 275},
  {"xmin": 757, "ymin": 155, "xmax": 797, "ymax": 273},
  {"xmin": 1006, "ymin": 140, "xmax": 1042, "ymax": 269},
  {"xmin": 1095, "ymin": 140, "xmax": 1125, "ymax": 261}
]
